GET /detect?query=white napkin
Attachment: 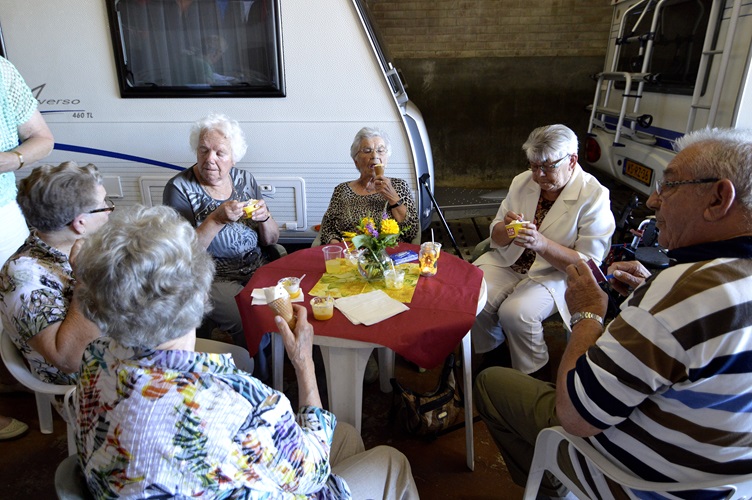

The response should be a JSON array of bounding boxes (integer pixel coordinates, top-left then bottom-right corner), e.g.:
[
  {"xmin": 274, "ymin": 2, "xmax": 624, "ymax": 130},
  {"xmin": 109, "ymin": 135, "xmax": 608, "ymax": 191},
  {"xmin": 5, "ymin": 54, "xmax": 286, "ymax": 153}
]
[
  {"xmin": 334, "ymin": 290, "xmax": 409, "ymax": 326},
  {"xmin": 251, "ymin": 288, "xmax": 305, "ymax": 305}
]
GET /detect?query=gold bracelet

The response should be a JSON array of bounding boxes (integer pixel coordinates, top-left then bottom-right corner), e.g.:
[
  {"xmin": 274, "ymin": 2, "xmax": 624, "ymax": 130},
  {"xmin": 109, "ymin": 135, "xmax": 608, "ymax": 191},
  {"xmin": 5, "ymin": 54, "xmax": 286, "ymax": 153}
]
[{"xmin": 11, "ymin": 150, "xmax": 24, "ymax": 169}]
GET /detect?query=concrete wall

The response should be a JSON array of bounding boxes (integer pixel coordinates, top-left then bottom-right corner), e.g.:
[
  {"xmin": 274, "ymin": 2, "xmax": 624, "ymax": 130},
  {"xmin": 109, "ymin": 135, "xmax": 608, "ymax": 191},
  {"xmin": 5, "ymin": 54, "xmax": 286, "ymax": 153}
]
[{"xmin": 365, "ymin": 0, "xmax": 614, "ymax": 188}]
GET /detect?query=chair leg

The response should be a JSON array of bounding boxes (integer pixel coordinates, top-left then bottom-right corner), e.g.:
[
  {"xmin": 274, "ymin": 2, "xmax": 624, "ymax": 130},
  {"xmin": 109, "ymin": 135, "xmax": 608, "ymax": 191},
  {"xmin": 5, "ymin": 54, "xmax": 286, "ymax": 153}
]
[
  {"xmin": 377, "ymin": 347, "xmax": 395, "ymax": 393},
  {"xmin": 36, "ymin": 391, "xmax": 54, "ymax": 434},
  {"xmin": 66, "ymin": 422, "xmax": 76, "ymax": 456}
]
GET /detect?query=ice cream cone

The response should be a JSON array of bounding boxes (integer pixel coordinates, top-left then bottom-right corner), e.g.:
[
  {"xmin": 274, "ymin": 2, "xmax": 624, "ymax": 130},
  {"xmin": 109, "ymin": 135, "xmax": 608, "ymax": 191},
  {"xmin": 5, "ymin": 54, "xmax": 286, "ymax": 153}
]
[{"xmin": 268, "ymin": 296, "xmax": 296, "ymax": 330}]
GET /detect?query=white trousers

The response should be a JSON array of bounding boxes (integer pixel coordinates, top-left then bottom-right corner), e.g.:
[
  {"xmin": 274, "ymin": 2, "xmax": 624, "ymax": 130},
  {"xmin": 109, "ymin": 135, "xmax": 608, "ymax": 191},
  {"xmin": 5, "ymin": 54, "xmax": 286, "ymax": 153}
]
[
  {"xmin": 332, "ymin": 422, "xmax": 420, "ymax": 499},
  {"xmin": 471, "ymin": 265, "xmax": 556, "ymax": 374},
  {"xmin": 0, "ymin": 201, "xmax": 29, "ymax": 267}
]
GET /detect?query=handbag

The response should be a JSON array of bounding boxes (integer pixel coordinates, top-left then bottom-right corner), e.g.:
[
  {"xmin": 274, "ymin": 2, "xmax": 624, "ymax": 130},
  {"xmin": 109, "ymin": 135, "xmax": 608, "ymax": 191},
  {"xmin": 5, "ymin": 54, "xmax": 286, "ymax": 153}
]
[{"xmin": 390, "ymin": 353, "xmax": 463, "ymax": 439}]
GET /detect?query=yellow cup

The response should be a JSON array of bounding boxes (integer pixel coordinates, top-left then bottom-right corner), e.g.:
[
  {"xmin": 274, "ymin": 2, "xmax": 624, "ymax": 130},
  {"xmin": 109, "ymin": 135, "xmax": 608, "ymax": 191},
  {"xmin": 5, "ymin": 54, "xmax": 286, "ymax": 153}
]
[
  {"xmin": 311, "ymin": 296, "xmax": 334, "ymax": 321},
  {"xmin": 504, "ymin": 220, "xmax": 529, "ymax": 238}
]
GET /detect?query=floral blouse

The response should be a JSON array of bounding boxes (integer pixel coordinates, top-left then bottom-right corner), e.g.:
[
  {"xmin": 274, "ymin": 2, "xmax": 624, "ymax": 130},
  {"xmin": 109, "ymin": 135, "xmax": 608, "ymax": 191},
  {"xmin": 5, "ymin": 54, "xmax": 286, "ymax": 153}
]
[
  {"xmin": 319, "ymin": 178, "xmax": 419, "ymax": 245},
  {"xmin": 0, "ymin": 232, "xmax": 76, "ymax": 385},
  {"xmin": 76, "ymin": 337, "xmax": 350, "ymax": 499}
]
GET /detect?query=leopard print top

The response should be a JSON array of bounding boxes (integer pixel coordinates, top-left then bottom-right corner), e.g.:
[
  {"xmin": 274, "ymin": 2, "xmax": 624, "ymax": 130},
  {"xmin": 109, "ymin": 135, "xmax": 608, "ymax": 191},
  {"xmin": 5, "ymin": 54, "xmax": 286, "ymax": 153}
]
[{"xmin": 320, "ymin": 178, "xmax": 419, "ymax": 244}]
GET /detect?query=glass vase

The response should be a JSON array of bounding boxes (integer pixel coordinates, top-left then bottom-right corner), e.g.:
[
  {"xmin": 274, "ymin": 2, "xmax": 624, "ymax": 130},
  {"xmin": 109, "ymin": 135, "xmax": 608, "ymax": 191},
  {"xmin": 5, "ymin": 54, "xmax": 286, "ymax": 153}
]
[{"xmin": 357, "ymin": 248, "xmax": 392, "ymax": 281}]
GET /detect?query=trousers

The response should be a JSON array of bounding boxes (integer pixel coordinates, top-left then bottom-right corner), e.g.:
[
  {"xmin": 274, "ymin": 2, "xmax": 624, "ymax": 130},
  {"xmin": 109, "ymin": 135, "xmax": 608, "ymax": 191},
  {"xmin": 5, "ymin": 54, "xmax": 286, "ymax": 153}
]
[
  {"xmin": 332, "ymin": 422, "xmax": 420, "ymax": 499},
  {"xmin": 471, "ymin": 265, "xmax": 556, "ymax": 374}
]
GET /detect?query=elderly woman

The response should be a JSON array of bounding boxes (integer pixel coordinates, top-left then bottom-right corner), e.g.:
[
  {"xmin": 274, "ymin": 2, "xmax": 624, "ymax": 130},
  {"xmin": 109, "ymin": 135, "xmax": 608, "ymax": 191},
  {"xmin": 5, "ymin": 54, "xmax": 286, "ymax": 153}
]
[
  {"xmin": 74, "ymin": 205, "xmax": 419, "ymax": 499},
  {"xmin": 0, "ymin": 162, "xmax": 107, "ymax": 386},
  {"xmin": 472, "ymin": 124, "xmax": 615, "ymax": 379},
  {"xmin": 163, "ymin": 113, "xmax": 279, "ymax": 348},
  {"xmin": 319, "ymin": 127, "xmax": 419, "ymax": 245}
]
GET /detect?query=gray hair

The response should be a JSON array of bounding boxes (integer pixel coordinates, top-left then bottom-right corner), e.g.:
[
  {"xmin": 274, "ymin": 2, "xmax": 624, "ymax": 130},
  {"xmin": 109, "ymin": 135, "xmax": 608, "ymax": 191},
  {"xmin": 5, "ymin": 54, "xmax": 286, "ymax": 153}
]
[
  {"xmin": 189, "ymin": 113, "xmax": 248, "ymax": 163},
  {"xmin": 522, "ymin": 124, "xmax": 579, "ymax": 164},
  {"xmin": 349, "ymin": 127, "xmax": 392, "ymax": 160},
  {"xmin": 674, "ymin": 128, "xmax": 752, "ymax": 210},
  {"xmin": 76, "ymin": 205, "xmax": 215, "ymax": 348},
  {"xmin": 17, "ymin": 162, "xmax": 102, "ymax": 232}
]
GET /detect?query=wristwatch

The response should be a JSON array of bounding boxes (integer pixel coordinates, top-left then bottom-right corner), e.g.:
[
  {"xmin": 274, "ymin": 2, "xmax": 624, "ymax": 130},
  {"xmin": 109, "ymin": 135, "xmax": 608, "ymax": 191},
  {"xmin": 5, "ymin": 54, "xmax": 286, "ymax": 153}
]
[
  {"xmin": 570, "ymin": 311, "xmax": 604, "ymax": 328},
  {"xmin": 388, "ymin": 198, "xmax": 403, "ymax": 210}
]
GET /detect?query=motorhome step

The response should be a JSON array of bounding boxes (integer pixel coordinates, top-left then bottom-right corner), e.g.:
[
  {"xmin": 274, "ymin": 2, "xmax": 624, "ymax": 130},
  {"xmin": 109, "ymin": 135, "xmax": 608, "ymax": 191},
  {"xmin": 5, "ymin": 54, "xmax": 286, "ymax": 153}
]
[
  {"xmin": 586, "ymin": 105, "xmax": 644, "ymax": 121},
  {"xmin": 690, "ymin": 103, "xmax": 711, "ymax": 110}
]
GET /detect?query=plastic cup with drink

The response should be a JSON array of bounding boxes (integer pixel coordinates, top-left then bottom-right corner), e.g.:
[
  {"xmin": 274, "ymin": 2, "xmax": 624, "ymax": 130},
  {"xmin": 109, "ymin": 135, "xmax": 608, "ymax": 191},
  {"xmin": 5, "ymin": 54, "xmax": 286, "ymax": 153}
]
[
  {"xmin": 383, "ymin": 268, "xmax": 405, "ymax": 289},
  {"xmin": 323, "ymin": 245, "xmax": 343, "ymax": 274}
]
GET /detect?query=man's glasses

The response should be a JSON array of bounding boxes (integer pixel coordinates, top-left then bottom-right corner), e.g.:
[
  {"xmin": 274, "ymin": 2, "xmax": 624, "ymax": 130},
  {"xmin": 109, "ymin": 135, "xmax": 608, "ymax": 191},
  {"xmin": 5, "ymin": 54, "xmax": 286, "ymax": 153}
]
[
  {"xmin": 358, "ymin": 147, "xmax": 387, "ymax": 155},
  {"xmin": 529, "ymin": 154, "xmax": 570, "ymax": 173},
  {"xmin": 66, "ymin": 197, "xmax": 115, "ymax": 226},
  {"xmin": 655, "ymin": 178, "xmax": 719, "ymax": 195}
]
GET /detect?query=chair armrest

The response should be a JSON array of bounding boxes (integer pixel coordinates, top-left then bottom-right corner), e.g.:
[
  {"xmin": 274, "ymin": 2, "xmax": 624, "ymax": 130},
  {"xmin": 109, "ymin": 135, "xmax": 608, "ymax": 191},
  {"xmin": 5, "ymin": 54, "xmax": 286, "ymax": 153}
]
[
  {"xmin": 470, "ymin": 237, "xmax": 492, "ymax": 263},
  {"xmin": 262, "ymin": 244, "xmax": 287, "ymax": 261}
]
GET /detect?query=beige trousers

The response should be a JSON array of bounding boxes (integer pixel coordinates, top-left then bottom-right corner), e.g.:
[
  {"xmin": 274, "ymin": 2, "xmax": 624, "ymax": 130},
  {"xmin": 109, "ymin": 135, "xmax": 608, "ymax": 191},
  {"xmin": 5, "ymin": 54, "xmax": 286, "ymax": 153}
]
[{"xmin": 332, "ymin": 422, "xmax": 420, "ymax": 499}]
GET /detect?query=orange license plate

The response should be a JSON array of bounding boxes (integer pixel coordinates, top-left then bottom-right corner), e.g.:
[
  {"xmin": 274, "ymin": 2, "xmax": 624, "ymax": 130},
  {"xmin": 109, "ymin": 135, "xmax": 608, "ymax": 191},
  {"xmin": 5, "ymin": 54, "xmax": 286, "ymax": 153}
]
[{"xmin": 623, "ymin": 158, "xmax": 653, "ymax": 186}]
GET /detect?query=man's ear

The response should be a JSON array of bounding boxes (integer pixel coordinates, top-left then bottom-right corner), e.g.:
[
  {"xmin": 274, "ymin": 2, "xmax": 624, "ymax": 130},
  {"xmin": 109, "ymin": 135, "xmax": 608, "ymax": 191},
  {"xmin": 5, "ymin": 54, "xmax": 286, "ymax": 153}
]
[{"xmin": 705, "ymin": 179, "xmax": 736, "ymax": 221}]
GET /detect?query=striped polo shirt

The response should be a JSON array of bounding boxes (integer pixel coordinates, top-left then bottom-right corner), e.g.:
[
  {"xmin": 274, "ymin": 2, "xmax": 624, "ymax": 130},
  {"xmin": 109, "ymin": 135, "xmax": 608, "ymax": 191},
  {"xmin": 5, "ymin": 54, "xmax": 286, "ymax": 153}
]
[{"xmin": 568, "ymin": 236, "xmax": 752, "ymax": 497}]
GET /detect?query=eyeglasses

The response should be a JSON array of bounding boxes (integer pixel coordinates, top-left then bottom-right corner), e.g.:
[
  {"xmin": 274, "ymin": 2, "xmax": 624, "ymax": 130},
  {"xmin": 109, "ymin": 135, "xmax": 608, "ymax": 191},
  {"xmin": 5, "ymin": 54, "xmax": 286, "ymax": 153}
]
[
  {"xmin": 66, "ymin": 197, "xmax": 115, "ymax": 226},
  {"xmin": 529, "ymin": 154, "xmax": 570, "ymax": 173},
  {"xmin": 358, "ymin": 147, "xmax": 387, "ymax": 155},
  {"xmin": 87, "ymin": 197, "xmax": 116, "ymax": 215},
  {"xmin": 655, "ymin": 178, "xmax": 719, "ymax": 196}
]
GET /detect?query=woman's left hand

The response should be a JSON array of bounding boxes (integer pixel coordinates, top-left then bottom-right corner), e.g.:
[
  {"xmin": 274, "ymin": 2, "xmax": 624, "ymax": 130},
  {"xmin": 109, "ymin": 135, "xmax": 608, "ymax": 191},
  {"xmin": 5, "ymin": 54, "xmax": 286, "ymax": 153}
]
[
  {"xmin": 249, "ymin": 198, "xmax": 272, "ymax": 223},
  {"xmin": 513, "ymin": 223, "xmax": 548, "ymax": 254},
  {"xmin": 373, "ymin": 175, "xmax": 400, "ymax": 204}
]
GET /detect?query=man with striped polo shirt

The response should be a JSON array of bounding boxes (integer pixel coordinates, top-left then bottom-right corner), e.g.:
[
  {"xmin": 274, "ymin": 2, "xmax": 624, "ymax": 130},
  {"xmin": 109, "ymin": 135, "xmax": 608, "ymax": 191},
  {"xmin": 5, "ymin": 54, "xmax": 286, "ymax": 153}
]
[{"xmin": 475, "ymin": 127, "xmax": 752, "ymax": 499}]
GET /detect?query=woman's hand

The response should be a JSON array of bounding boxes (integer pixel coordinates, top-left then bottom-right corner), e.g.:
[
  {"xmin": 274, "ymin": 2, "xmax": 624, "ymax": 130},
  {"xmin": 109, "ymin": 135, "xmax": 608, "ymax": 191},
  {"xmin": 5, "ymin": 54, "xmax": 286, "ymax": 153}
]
[
  {"xmin": 276, "ymin": 305, "xmax": 321, "ymax": 408},
  {"xmin": 277, "ymin": 305, "xmax": 314, "ymax": 372},
  {"xmin": 607, "ymin": 260, "xmax": 651, "ymax": 297},
  {"xmin": 373, "ymin": 175, "xmax": 400, "ymax": 204},
  {"xmin": 503, "ymin": 211, "xmax": 524, "ymax": 225},
  {"xmin": 565, "ymin": 260, "xmax": 608, "ymax": 319},
  {"xmin": 211, "ymin": 200, "xmax": 246, "ymax": 224},
  {"xmin": 513, "ymin": 223, "xmax": 548, "ymax": 254},
  {"xmin": 248, "ymin": 198, "xmax": 271, "ymax": 223}
]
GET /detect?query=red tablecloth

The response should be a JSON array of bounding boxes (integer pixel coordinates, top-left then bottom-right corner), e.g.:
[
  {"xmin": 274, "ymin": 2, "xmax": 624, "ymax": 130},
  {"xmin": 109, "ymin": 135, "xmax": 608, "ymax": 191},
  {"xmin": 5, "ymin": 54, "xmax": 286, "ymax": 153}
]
[{"xmin": 236, "ymin": 243, "xmax": 484, "ymax": 369}]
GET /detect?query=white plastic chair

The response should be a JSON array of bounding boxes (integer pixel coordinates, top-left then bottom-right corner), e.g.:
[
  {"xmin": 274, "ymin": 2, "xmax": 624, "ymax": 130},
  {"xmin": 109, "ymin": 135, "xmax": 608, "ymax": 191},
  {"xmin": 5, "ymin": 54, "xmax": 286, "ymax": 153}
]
[
  {"xmin": 55, "ymin": 454, "xmax": 92, "ymax": 500},
  {"xmin": 0, "ymin": 327, "xmax": 76, "ymax": 455},
  {"xmin": 524, "ymin": 426, "xmax": 752, "ymax": 500},
  {"xmin": 195, "ymin": 338, "xmax": 255, "ymax": 373}
]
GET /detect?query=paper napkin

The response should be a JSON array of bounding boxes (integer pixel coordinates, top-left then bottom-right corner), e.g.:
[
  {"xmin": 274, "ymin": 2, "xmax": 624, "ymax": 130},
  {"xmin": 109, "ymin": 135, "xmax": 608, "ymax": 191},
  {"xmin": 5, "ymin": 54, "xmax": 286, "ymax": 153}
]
[
  {"xmin": 251, "ymin": 288, "xmax": 305, "ymax": 305},
  {"xmin": 334, "ymin": 290, "xmax": 409, "ymax": 326}
]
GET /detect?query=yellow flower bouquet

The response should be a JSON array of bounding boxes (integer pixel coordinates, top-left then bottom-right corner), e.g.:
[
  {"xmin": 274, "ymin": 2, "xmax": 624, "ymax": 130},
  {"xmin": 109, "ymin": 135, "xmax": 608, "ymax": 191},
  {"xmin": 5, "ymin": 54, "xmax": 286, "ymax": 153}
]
[{"xmin": 351, "ymin": 215, "xmax": 403, "ymax": 280}]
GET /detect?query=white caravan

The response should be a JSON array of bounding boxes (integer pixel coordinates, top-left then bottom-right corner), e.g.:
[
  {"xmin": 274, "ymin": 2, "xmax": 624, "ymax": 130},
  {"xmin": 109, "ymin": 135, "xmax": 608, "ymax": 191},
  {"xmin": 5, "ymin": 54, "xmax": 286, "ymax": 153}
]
[
  {"xmin": 584, "ymin": 0, "xmax": 752, "ymax": 197},
  {"xmin": 0, "ymin": 0, "xmax": 434, "ymax": 244}
]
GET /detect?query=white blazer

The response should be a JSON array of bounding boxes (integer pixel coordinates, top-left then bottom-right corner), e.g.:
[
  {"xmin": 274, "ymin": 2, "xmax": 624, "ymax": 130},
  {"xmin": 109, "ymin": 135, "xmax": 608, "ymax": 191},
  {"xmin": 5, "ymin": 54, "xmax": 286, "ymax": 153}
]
[{"xmin": 474, "ymin": 164, "xmax": 616, "ymax": 326}]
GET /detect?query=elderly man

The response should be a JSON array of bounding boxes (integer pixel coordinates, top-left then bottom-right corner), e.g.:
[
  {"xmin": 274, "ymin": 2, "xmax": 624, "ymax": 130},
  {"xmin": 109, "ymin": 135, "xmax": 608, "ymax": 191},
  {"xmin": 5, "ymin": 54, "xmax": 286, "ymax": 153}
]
[{"xmin": 475, "ymin": 128, "xmax": 752, "ymax": 498}]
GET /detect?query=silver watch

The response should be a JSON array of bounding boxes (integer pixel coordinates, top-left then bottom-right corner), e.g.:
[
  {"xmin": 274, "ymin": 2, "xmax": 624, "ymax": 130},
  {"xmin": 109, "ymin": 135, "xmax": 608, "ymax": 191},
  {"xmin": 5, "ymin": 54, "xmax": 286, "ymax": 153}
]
[{"xmin": 570, "ymin": 311, "xmax": 604, "ymax": 328}]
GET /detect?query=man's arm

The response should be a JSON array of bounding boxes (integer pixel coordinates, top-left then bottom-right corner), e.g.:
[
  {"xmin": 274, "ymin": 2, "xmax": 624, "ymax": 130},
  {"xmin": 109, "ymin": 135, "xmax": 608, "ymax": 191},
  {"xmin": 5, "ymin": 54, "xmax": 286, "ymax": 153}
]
[{"xmin": 556, "ymin": 260, "xmax": 609, "ymax": 437}]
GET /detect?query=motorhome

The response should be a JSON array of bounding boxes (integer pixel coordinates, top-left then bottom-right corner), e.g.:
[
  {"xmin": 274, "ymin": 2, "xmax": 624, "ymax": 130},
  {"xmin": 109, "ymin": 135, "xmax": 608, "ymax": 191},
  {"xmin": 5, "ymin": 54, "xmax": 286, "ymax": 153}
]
[
  {"xmin": 584, "ymin": 0, "xmax": 752, "ymax": 197},
  {"xmin": 0, "ymin": 0, "xmax": 434, "ymax": 244}
]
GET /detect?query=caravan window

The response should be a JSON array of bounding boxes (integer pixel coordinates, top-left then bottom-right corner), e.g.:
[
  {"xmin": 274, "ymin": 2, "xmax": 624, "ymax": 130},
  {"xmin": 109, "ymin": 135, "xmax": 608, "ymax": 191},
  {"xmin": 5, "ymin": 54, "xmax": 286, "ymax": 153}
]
[
  {"xmin": 616, "ymin": 0, "xmax": 718, "ymax": 95},
  {"xmin": 106, "ymin": 0, "xmax": 285, "ymax": 98}
]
